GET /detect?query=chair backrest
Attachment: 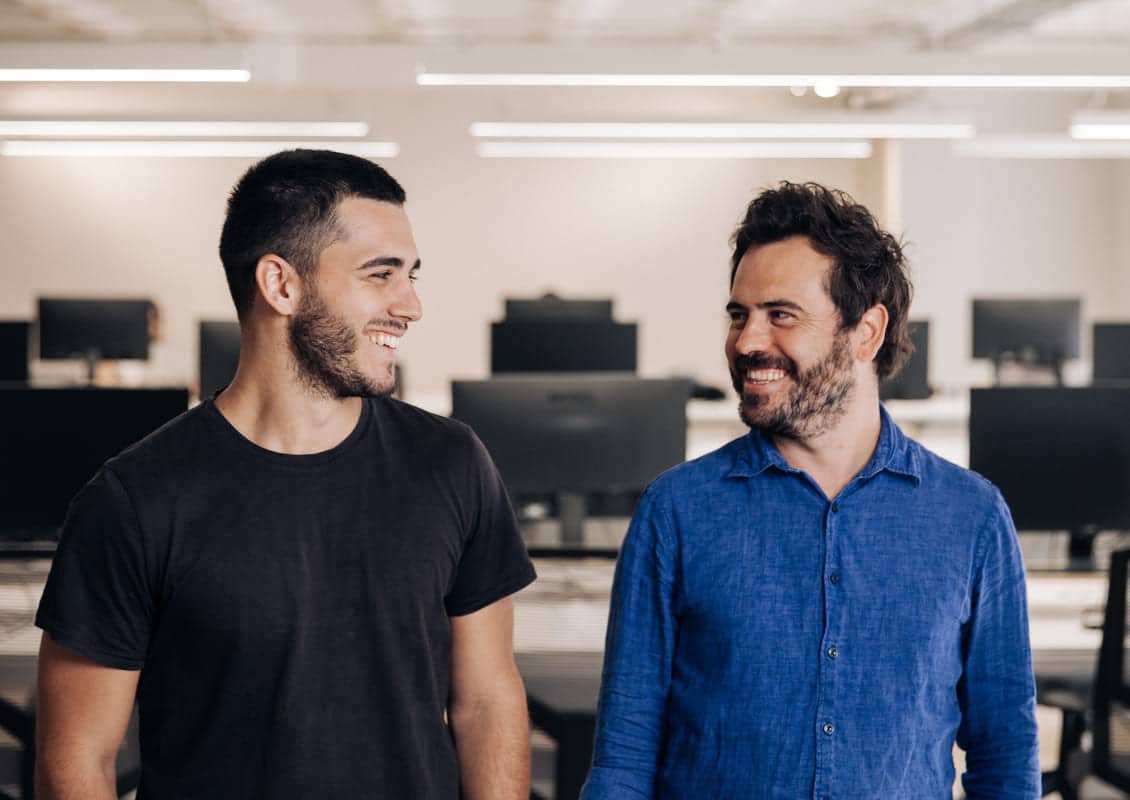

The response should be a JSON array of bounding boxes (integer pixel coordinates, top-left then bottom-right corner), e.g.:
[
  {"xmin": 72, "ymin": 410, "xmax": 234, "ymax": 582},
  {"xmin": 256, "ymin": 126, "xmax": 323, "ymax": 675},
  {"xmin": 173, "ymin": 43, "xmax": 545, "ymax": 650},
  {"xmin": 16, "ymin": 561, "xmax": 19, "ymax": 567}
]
[{"xmin": 1093, "ymin": 547, "xmax": 1130, "ymax": 789}]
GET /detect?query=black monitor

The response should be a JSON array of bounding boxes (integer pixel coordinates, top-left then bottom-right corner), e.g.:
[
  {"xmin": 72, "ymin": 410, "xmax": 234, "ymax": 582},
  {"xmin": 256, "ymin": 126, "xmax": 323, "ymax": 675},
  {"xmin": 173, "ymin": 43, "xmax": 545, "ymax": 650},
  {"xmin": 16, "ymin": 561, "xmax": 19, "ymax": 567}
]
[
  {"xmin": 972, "ymin": 298, "xmax": 1080, "ymax": 383},
  {"xmin": 198, "ymin": 320, "xmax": 241, "ymax": 400},
  {"xmin": 491, "ymin": 320, "xmax": 637, "ymax": 373},
  {"xmin": 1094, "ymin": 323, "xmax": 1130, "ymax": 383},
  {"xmin": 0, "ymin": 386, "xmax": 189, "ymax": 534},
  {"xmin": 38, "ymin": 297, "xmax": 152, "ymax": 381},
  {"xmin": 880, "ymin": 320, "xmax": 930, "ymax": 401},
  {"xmin": 0, "ymin": 321, "xmax": 30, "ymax": 383},
  {"xmin": 969, "ymin": 386, "xmax": 1130, "ymax": 568},
  {"xmin": 451, "ymin": 375, "xmax": 690, "ymax": 544},
  {"xmin": 504, "ymin": 295, "xmax": 612, "ymax": 322}
]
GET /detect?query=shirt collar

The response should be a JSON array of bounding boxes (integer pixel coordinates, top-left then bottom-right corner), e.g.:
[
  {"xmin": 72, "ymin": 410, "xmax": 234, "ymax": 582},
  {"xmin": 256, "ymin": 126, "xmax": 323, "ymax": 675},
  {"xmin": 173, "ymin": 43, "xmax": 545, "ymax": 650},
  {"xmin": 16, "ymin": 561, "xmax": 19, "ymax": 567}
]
[{"xmin": 725, "ymin": 404, "xmax": 922, "ymax": 485}]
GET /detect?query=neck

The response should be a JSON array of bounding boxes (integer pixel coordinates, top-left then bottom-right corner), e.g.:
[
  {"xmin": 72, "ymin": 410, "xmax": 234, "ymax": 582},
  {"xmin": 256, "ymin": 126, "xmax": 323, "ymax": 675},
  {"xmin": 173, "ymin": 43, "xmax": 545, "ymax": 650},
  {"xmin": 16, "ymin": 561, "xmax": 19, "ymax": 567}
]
[
  {"xmin": 213, "ymin": 329, "xmax": 363, "ymax": 455},
  {"xmin": 771, "ymin": 386, "xmax": 882, "ymax": 501}
]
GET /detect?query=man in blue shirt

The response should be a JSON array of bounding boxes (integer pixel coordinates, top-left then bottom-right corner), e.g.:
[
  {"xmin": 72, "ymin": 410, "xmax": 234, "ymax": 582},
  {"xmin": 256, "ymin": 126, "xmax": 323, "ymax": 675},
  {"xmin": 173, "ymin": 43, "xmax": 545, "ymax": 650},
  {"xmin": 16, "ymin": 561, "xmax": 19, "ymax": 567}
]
[{"xmin": 583, "ymin": 182, "xmax": 1040, "ymax": 799}]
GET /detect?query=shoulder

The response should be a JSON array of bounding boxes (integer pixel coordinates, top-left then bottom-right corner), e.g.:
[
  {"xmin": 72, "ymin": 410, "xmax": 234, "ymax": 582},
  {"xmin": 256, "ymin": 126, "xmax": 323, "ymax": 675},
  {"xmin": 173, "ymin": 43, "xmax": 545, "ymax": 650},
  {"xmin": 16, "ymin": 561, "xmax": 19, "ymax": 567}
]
[
  {"xmin": 909, "ymin": 438, "xmax": 1006, "ymax": 512},
  {"xmin": 101, "ymin": 402, "xmax": 213, "ymax": 487},
  {"xmin": 368, "ymin": 396, "xmax": 482, "ymax": 459},
  {"xmin": 641, "ymin": 435, "xmax": 751, "ymax": 506}
]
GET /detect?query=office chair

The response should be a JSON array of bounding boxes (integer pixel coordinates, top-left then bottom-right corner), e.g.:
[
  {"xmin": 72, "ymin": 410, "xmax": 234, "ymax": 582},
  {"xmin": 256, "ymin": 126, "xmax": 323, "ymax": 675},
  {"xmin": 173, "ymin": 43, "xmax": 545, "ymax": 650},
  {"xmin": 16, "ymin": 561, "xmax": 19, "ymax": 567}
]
[{"xmin": 1040, "ymin": 547, "xmax": 1130, "ymax": 798}]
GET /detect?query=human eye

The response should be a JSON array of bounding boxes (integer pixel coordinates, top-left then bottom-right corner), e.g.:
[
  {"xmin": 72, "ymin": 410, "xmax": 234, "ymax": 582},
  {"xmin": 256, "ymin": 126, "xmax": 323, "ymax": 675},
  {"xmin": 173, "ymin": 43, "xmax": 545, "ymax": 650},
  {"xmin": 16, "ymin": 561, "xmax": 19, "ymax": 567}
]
[
  {"xmin": 409, "ymin": 271, "xmax": 420, "ymax": 284},
  {"xmin": 727, "ymin": 308, "xmax": 747, "ymax": 325},
  {"xmin": 769, "ymin": 309, "xmax": 796, "ymax": 323},
  {"xmin": 366, "ymin": 270, "xmax": 392, "ymax": 281}
]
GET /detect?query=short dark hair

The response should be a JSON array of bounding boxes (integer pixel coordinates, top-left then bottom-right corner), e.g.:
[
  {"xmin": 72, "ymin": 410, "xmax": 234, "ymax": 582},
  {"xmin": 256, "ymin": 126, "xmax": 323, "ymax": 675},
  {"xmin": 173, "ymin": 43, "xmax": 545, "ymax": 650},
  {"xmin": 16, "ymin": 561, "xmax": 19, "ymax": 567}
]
[
  {"xmin": 219, "ymin": 149, "xmax": 406, "ymax": 320},
  {"xmin": 729, "ymin": 181, "xmax": 913, "ymax": 381}
]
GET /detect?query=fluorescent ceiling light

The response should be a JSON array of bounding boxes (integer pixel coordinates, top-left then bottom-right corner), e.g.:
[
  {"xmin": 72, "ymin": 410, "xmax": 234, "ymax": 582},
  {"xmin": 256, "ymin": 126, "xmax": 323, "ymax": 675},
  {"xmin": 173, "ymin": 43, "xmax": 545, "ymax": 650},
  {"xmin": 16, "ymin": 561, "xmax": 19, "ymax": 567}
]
[
  {"xmin": 1070, "ymin": 112, "xmax": 1130, "ymax": 140},
  {"xmin": 469, "ymin": 121, "xmax": 974, "ymax": 140},
  {"xmin": 0, "ymin": 69, "xmax": 250, "ymax": 83},
  {"xmin": 0, "ymin": 140, "xmax": 398, "ymax": 158},
  {"xmin": 953, "ymin": 136, "xmax": 1130, "ymax": 158},
  {"xmin": 0, "ymin": 121, "xmax": 369, "ymax": 137},
  {"xmin": 476, "ymin": 141, "xmax": 872, "ymax": 159},
  {"xmin": 420, "ymin": 72, "xmax": 1130, "ymax": 89}
]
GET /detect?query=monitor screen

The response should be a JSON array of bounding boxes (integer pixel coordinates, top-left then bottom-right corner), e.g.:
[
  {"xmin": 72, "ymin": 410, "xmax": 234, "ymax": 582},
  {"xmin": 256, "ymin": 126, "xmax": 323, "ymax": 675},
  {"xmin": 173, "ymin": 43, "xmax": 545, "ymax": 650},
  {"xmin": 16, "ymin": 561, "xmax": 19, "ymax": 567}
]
[
  {"xmin": 880, "ymin": 320, "xmax": 929, "ymax": 401},
  {"xmin": 503, "ymin": 296, "xmax": 613, "ymax": 322},
  {"xmin": 969, "ymin": 387, "xmax": 1130, "ymax": 532},
  {"xmin": 971, "ymin": 298, "xmax": 1080, "ymax": 364},
  {"xmin": 38, "ymin": 297, "xmax": 151, "ymax": 361},
  {"xmin": 451, "ymin": 375, "xmax": 690, "ymax": 495},
  {"xmin": 1094, "ymin": 323, "xmax": 1130, "ymax": 383},
  {"xmin": 491, "ymin": 320, "xmax": 637, "ymax": 373},
  {"xmin": 198, "ymin": 320, "xmax": 241, "ymax": 400},
  {"xmin": 0, "ymin": 321, "xmax": 30, "ymax": 383},
  {"xmin": 0, "ymin": 386, "xmax": 189, "ymax": 532}
]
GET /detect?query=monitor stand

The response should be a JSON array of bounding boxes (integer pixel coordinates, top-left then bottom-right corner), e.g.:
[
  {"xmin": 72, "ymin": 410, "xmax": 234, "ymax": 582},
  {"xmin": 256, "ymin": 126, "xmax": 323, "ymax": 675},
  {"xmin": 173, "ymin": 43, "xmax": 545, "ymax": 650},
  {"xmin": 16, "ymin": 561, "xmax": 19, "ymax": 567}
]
[
  {"xmin": 558, "ymin": 492, "xmax": 587, "ymax": 547},
  {"xmin": 1066, "ymin": 525, "xmax": 1101, "ymax": 572},
  {"xmin": 82, "ymin": 348, "xmax": 101, "ymax": 384}
]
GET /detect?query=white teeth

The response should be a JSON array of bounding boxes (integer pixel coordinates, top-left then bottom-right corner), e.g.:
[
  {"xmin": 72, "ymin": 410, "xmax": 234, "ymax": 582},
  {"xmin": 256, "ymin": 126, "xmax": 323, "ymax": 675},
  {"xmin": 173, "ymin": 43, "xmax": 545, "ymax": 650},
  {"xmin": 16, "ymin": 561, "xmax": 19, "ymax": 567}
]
[
  {"xmin": 371, "ymin": 332, "xmax": 401, "ymax": 349},
  {"xmin": 746, "ymin": 369, "xmax": 786, "ymax": 384}
]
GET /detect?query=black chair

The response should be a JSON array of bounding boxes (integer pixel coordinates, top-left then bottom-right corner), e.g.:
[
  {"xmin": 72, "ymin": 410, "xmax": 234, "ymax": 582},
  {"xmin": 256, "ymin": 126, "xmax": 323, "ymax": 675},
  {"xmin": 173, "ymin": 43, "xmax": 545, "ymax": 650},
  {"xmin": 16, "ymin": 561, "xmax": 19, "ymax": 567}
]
[{"xmin": 1040, "ymin": 547, "xmax": 1130, "ymax": 797}]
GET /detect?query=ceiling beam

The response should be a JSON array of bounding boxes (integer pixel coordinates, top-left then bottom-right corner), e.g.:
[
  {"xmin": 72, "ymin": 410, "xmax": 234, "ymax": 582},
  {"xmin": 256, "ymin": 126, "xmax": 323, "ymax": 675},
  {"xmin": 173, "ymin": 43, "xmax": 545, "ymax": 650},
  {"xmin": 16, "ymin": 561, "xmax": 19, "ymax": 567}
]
[{"xmin": 935, "ymin": 0, "xmax": 1092, "ymax": 49}]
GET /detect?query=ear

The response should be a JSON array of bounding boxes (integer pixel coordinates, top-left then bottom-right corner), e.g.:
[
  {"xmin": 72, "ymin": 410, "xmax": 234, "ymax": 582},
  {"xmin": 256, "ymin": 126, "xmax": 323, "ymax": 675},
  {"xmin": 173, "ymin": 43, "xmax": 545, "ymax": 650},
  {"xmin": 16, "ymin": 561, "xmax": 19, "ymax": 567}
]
[
  {"xmin": 254, "ymin": 254, "xmax": 304, "ymax": 318},
  {"xmin": 854, "ymin": 303, "xmax": 889, "ymax": 364}
]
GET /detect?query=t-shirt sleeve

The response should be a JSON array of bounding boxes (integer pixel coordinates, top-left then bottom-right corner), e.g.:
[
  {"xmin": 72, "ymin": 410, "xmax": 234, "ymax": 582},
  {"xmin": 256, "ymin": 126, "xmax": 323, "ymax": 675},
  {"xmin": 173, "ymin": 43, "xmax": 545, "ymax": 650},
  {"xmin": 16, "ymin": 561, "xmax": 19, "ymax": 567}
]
[
  {"xmin": 444, "ymin": 431, "xmax": 536, "ymax": 617},
  {"xmin": 35, "ymin": 466, "xmax": 154, "ymax": 670}
]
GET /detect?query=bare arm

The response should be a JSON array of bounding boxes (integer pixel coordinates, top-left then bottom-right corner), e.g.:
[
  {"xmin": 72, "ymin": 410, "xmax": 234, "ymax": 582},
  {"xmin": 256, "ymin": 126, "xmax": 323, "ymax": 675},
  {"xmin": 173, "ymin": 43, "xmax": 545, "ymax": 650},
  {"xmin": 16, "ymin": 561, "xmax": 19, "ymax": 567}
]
[
  {"xmin": 35, "ymin": 633, "xmax": 139, "ymax": 800},
  {"xmin": 448, "ymin": 597, "xmax": 530, "ymax": 800}
]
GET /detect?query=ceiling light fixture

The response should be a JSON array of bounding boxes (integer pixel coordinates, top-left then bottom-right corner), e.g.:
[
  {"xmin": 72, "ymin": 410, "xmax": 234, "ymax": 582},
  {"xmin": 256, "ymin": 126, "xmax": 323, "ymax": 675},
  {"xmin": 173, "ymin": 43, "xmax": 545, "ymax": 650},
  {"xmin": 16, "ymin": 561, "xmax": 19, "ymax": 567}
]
[
  {"xmin": 1069, "ymin": 112, "xmax": 1130, "ymax": 140},
  {"xmin": 475, "ymin": 141, "xmax": 872, "ymax": 159},
  {"xmin": 953, "ymin": 136, "xmax": 1130, "ymax": 158},
  {"xmin": 469, "ymin": 121, "xmax": 974, "ymax": 140},
  {"xmin": 0, "ymin": 121, "xmax": 369, "ymax": 137},
  {"xmin": 0, "ymin": 68, "xmax": 251, "ymax": 83},
  {"xmin": 0, "ymin": 140, "xmax": 398, "ymax": 158},
  {"xmin": 419, "ymin": 72, "xmax": 1130, "ymax": 89}
]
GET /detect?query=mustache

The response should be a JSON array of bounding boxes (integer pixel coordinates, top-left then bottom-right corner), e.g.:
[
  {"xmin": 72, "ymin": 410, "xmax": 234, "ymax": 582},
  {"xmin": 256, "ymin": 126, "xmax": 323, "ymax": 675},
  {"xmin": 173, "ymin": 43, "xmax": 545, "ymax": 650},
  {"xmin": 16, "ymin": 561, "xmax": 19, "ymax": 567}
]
[
  {"xmin": 733, "ymin": 352, "xmax": 795, "ymax": 375},
  {"xmin": 367, "ymin": 318, "xmax": 407, "ymax": 334}
]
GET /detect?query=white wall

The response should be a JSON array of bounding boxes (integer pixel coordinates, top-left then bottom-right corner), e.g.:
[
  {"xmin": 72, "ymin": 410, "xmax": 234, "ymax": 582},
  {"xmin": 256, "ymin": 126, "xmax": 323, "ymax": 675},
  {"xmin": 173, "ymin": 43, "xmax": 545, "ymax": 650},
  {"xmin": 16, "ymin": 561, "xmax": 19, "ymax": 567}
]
[{"xmin": 0, "ymin": 90, "xmax": 872, "ymax": 400}]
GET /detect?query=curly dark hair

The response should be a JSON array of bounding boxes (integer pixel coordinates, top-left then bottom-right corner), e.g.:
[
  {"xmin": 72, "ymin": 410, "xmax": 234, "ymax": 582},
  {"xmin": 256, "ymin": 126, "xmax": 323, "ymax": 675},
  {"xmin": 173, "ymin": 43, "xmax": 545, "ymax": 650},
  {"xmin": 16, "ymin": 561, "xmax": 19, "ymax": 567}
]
[
  {"xmin": 219, "ymin": 149, "xmax": 406, "ymax": 321},
  {"xmin": 729, "ymin": 181, "xmax": 913, "ymax": 381}
]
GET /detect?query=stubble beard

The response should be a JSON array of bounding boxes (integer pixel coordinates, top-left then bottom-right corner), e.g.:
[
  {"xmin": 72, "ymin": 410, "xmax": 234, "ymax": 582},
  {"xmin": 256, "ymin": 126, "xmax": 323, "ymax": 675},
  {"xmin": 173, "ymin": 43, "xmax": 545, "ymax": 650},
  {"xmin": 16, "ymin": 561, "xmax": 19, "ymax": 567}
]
[
  {"xmin": 288, "ymin": 287, "xmax": 394, "ymax": 400},
  {"xmin": 733, "ymin": 331, "xmax": 856, "ymax": 441}
]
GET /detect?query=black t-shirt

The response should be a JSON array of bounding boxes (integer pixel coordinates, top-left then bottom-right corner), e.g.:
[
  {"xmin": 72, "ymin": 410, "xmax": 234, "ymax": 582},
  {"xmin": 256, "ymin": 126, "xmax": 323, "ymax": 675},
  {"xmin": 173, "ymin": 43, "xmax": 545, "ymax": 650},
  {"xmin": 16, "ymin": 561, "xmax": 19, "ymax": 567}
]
[{"xmin": 36, "ymin": 396, "xmax": 536, "ymax": 799}]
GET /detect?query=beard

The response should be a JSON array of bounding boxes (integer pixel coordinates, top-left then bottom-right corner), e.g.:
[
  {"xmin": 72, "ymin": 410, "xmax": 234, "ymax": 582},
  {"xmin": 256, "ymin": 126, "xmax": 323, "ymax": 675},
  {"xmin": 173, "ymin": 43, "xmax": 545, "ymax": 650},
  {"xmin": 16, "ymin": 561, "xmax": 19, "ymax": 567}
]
[
  {"xmin": 288, "ymin": 286, "xmax": 394, "ymax": 399},
  {"xmin": 731, "ymin": 331, "xmax": 856, "ymax": 441}
]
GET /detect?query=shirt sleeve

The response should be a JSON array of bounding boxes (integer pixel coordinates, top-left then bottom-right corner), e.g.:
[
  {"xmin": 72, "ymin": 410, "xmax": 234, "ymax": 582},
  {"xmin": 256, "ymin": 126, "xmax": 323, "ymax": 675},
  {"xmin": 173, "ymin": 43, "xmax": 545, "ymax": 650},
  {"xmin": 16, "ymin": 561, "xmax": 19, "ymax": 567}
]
[
  {"xmin": 444, "ymin": 431, "xmax": 536, "ymax": 617},
  {"xmin": 34, "ymin": 467, "xmax": 154, "ymax": 670},
  {"xmin": 956, "ymin": 488, "xmax": 1041, "ymax": 800},
  {"xmin": 582, "ymin": 485, "xmax": 677, "ymax": 799}
]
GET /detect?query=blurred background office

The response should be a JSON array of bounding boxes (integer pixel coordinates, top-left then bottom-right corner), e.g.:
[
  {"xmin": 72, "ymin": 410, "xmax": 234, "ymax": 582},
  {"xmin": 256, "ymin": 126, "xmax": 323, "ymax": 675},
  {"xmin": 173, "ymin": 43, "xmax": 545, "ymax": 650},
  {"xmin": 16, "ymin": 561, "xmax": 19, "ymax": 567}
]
[{"xmin": 2, "ymin": 2, "xmax": 1130, "ymax": 798}]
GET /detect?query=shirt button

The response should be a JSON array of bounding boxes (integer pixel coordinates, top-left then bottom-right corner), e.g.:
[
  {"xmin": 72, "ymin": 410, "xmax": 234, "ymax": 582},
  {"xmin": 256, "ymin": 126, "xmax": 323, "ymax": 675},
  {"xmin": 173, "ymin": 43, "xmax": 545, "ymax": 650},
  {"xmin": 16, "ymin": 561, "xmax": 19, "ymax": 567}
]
[
  {"xmin": 830, "ymin": 502, "xmax": 839, "ymax": 513},
  {"xmin": 823, "ymin": 722, "xmax": 835, "ymax": 735},
  {"xmin": 830, "ymin": 572, "xmax": 840, "ymax": 585},
  {"xmin": 826, "ymin": 646, "xmax": 838, "ymax": 659}
]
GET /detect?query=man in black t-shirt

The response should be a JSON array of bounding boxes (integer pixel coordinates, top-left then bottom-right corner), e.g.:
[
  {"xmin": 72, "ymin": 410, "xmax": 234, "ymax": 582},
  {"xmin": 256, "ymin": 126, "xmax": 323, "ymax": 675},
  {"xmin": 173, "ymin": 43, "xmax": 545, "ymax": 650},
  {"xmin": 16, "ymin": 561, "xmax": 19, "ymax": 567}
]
[{"xmin": 34, "ymin": 149, "xmax": 537, "ymax": 799}]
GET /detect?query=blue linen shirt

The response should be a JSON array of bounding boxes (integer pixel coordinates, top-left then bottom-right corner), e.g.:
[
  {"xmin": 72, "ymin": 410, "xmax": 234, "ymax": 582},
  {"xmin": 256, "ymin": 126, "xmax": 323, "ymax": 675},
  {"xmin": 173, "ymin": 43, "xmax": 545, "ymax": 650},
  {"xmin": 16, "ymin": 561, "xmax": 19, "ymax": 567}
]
[{"xmin": 582, "ymin": 408, "xmax": 1039, "ymax": 800}]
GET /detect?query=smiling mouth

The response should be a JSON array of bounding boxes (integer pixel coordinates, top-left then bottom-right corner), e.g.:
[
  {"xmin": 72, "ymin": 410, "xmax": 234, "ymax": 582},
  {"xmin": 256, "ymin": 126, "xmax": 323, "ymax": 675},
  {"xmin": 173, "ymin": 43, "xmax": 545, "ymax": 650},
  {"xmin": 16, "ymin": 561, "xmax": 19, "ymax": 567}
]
[
  {"xmin": 367, "ymin": 332, "xmax": 401, "ymax": 350},
  {"xmin": 744, "ymin": 368, "xmax": 787, "ymax": 385}
]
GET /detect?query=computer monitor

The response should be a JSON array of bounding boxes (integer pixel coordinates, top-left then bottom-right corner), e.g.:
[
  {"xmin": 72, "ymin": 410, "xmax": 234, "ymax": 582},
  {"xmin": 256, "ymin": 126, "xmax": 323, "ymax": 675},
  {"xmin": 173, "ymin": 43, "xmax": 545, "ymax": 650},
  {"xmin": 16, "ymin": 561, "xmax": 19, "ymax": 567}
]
[
  {"xmin": 969, "ymin": 386, "xmax": 1130, "ymax": 568},
  {"xmin": 491, "ymin": 320, "xmax": 637, "ymax": 373},
  {"xmin": 1094, "ymin": 323, "xmax": 1130, "ymax": 383},
  {"xmin": 503, "ymin": 295, "xmax": 613, "ymax": 322},
  {"xmin": 38, "ymin": 297, "xmax": 152, "ymax": 381},
  {"xmin": 451, "ymin": 375, "xmax": 690, "ymax": 544},
  {"xmin": 0, "ymin": 321, "xmax": 30, "ymax": 383},
  {"xmin": 198, "ymin": 320, "xmax": 241, "ymax": 400},
  {"xmin": 971, "ymin": 298, "xmax": 1080, "ymax": 383},
  {"xmin": 880, "ymin": 320, "xmax": 930, "ymax": 401},
  {"xmin": 0, "ymin": 386, "xmax": 189, "ymax": 534}
]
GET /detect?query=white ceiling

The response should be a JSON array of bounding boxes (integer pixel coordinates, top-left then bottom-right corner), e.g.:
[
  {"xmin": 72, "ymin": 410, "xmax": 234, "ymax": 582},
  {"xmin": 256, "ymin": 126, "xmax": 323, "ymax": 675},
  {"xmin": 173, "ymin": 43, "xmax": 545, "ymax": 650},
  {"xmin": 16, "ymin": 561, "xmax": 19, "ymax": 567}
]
[{"xmin": 1, "ymin": 0, "xmax": 1129, "ymax": 50}]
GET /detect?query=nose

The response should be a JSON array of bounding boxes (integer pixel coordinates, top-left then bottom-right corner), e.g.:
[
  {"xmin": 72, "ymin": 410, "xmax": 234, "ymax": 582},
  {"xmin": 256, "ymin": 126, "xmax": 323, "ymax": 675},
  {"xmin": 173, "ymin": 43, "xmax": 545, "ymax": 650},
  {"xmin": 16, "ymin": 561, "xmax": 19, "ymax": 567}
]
[
  {"xmin": 734, "ymin": 314, "xmax": 771, "ymax": 355},
  {"xmin": 389, "ymin": 279, "xmax": 422, "ymax": 323}
]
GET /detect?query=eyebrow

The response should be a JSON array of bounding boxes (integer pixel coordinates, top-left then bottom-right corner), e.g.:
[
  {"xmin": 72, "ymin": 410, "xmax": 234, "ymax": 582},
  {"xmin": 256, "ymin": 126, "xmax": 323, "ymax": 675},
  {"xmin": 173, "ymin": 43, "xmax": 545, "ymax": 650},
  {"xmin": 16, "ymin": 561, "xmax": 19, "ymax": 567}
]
[
  {"xmin": 358, "ymin": 257, "xmax": 422, "ymax": 272},
  {"xmin": 726, "ymin": 298, "xmax": 805, "ymax": 313}
]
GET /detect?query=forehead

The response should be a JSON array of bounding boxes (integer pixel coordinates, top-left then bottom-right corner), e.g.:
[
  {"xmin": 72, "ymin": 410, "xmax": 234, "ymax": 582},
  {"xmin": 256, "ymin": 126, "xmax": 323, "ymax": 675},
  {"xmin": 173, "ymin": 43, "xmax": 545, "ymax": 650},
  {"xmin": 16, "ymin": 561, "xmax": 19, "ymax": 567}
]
[
  {"xmin": 326, "ymin": 195, "xmax": 417, "ymax": 258},
  {"xmin": 731, "ymin": 235, "xmax": 835, "ymax": 307}
]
